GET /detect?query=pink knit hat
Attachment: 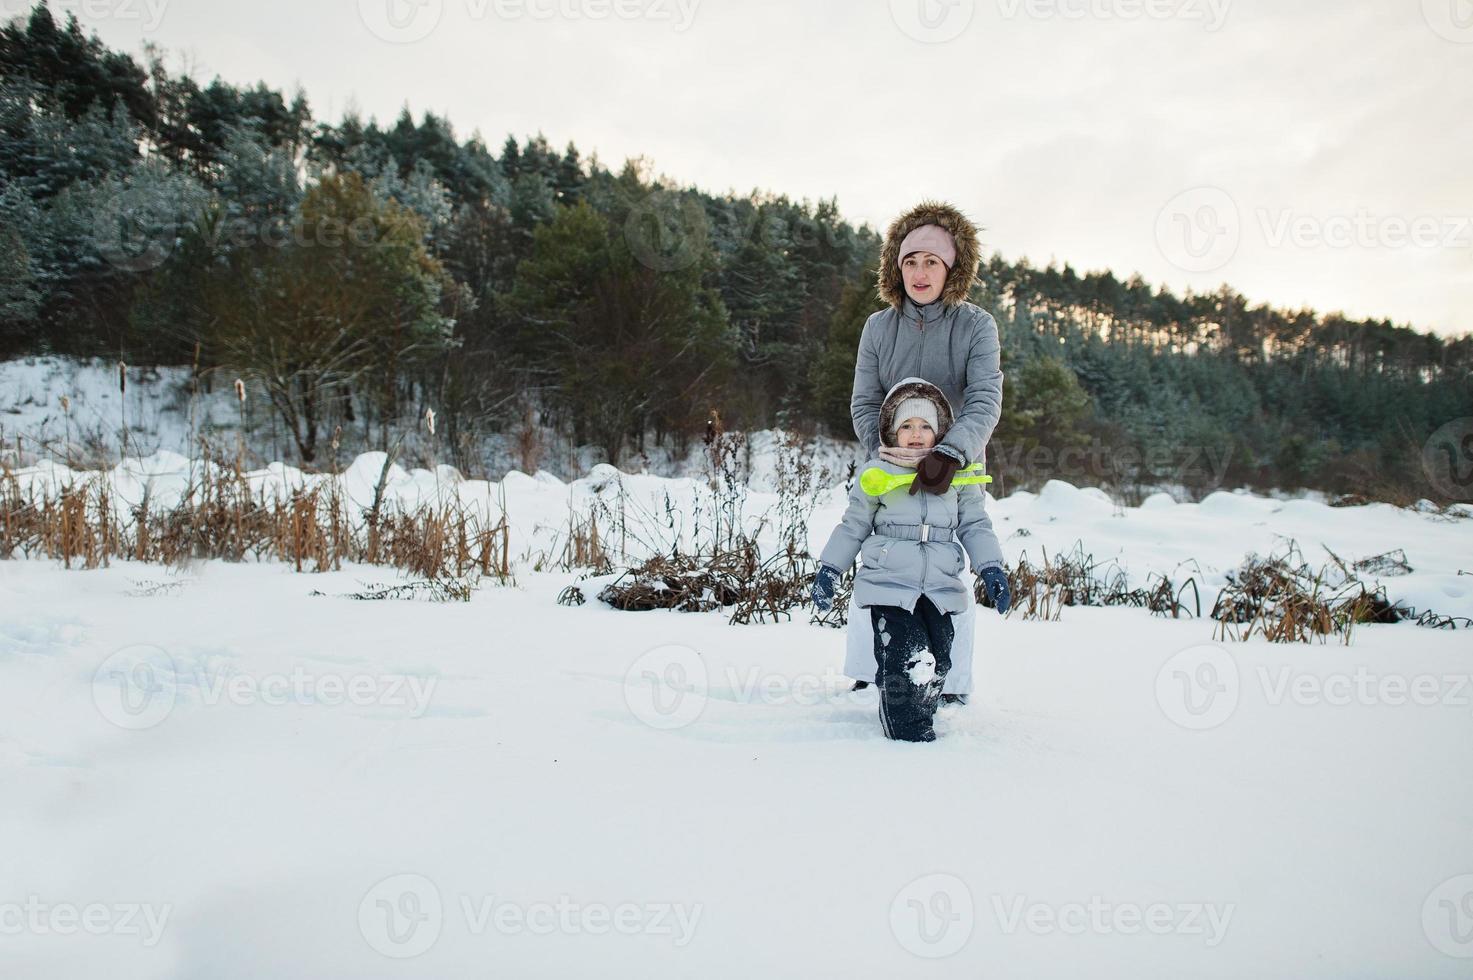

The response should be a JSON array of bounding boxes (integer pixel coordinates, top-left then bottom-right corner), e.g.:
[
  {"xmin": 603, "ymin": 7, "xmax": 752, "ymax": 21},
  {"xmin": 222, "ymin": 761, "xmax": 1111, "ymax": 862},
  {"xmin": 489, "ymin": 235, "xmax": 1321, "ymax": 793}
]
[{"xmin": 896, "ymin": 224, "xmax": 956, "ymax": 269}]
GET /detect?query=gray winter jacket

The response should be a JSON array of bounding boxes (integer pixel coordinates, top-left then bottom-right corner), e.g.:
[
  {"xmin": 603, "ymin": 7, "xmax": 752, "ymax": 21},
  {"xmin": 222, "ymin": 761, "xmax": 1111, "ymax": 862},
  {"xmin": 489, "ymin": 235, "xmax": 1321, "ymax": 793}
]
[
  {"xmin": 821, "ymin": 377, "xmax": 1006, "ymax": 615},
  {"xmin": 820, "ymin": 459, "xmax": 1006, "ymax": 615},
  {"xmin": 851, "ymin": 296, "xmax": 1004, "ymax": 471}
]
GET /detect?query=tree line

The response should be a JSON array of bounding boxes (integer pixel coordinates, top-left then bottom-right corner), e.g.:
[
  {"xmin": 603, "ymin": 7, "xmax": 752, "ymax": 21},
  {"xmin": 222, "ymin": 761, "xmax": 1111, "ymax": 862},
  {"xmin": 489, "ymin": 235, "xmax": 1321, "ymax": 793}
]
[{"xmin": 2, "ymin": 3, "xmax": 1468, "ymax": 502}]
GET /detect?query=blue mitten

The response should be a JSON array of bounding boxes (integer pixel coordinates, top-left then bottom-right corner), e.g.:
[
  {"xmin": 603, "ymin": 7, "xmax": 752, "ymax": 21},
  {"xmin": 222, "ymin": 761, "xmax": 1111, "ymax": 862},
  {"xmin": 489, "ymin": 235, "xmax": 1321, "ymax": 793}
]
[
  {"xmin": 976, "ymin": 565, "xmax": 1011, "ymax": 615},
  {"xmin": 811, "ymin": 563, "xmax": 842, "ymax": 611}
]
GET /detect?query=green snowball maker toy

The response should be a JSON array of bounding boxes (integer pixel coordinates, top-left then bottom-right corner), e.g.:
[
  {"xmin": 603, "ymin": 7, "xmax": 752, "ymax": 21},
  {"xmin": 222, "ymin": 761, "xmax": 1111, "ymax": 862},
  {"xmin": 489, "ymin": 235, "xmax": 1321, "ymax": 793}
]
[{"xmin": 858, "ymin": 465, "xmax": 993, "ymax": 497}]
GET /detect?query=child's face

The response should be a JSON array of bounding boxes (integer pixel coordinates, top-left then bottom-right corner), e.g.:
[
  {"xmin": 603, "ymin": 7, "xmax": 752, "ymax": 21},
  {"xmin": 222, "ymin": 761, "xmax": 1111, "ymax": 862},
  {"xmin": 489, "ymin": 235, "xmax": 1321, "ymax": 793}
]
[
  {"xmin": 897, "ymin": 418, "xmax": 936, "ymax": 450},
  {"xmin": 901, "ymin": 252, "xmax": 947, "ymax": 305}
]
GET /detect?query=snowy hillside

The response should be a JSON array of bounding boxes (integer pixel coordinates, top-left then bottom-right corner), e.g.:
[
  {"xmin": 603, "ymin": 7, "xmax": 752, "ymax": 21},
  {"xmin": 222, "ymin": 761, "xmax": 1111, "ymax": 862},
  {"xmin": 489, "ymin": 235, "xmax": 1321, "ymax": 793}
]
[
  {"xmin": 2, "ymin": 450, "xmax": 1472, "ymax": 977},
  {"xmin": 0, "ymin": 357, "xmax": 865, "ymax": 488}
]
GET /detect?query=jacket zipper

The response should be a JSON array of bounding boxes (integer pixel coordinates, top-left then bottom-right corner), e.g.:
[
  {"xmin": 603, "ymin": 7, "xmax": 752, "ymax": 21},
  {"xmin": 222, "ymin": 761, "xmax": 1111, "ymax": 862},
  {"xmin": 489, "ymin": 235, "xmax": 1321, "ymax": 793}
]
[
  {"xmin": 919, "ymin": 492, "xmax": 929, "ymax": 599},
  {"xmin": 917, "ymin": 311, "xmax": 928, "ymax": 376}
]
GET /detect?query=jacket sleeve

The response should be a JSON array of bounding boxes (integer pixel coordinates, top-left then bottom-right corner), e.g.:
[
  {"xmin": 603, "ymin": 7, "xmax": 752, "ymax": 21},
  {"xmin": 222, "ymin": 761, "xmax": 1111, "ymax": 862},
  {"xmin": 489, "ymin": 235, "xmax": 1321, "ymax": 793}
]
[
  {"xmin": 819, "ymin": 478, "xmax": 881, "ymax": 571},
  {"xmin": 850, "ymin": 315, "xmax": 884, "ymax": 457},
  {"xmin": 938, "ymin": 310, "xmax": 1004, "ymax": 467},
  {"xmin": 955, "ymin": 483, "xmax": 1005, "ymax": 573}
]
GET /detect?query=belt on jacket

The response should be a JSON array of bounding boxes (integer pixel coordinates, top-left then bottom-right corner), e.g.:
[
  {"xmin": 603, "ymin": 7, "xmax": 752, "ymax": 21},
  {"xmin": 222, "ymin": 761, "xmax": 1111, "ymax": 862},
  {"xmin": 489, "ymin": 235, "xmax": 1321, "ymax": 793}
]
[{"xmin": 874, "ymin": 523, "xmax": 957, "ymax": 543}]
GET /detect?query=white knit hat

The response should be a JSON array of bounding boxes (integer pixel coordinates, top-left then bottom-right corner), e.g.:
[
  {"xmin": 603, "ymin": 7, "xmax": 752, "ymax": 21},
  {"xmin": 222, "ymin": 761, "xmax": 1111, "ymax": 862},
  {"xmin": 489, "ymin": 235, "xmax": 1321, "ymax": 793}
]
[{"xmin": 889, "ymin": 397, "xmax": 939, "ymax": 437}]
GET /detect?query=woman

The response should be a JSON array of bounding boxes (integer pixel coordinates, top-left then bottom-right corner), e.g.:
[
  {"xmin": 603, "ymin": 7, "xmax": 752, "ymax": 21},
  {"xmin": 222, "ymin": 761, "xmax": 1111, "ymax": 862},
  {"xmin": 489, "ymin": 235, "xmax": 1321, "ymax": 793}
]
[
  {"xmin": 840, "ymin": 200, "xmax": 1011, "ymax": 704},
  {"xmin": 851, "ymin": 200, "xmax": 1005, "ymax": 494}
]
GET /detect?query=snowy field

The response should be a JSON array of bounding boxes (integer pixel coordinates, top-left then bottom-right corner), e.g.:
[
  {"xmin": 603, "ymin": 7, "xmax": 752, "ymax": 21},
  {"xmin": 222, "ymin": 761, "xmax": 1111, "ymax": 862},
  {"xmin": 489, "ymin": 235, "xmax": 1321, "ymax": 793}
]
[{"xmin": 2, "ymin": 454, "xmax": 1472, "ymax": 978}]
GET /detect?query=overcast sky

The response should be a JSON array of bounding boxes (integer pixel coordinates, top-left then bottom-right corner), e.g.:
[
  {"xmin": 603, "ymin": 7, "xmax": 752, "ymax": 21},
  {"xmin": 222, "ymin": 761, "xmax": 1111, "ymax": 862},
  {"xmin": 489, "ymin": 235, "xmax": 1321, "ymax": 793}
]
[{"xmin": 55, "ymin": 0, "xmax": 1473, "ymax": 337}]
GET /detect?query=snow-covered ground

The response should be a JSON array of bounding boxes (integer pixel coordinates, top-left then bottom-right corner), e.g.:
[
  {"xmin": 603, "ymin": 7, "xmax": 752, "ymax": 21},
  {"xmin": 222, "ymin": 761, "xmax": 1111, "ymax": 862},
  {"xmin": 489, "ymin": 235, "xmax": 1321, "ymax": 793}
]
[
  {"xmin": 2, "ymin": 560, "xmax": 1471, "ymax": 978},
  {"xmin": 2, "ymin": 450, "xmax": 1472, "ymax": 977}
]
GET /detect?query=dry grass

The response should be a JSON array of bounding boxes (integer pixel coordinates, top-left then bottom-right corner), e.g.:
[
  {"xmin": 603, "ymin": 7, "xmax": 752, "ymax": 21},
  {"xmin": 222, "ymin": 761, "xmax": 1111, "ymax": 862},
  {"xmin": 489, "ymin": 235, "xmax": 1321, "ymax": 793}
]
[
  {"xmin": 0, "ymin": 452, "xmax": 512, "ymax": 591},
  {"xmin": 997, "ymin": 542, "xmax": 1201, "ymax": 622},
  {"xmin": 595, "ymin": 540, "xmax": 817, "ymax": 625},
  {"xmin": 1210, "ymin": 540, "xmax": 1411, "ymax": 644}
]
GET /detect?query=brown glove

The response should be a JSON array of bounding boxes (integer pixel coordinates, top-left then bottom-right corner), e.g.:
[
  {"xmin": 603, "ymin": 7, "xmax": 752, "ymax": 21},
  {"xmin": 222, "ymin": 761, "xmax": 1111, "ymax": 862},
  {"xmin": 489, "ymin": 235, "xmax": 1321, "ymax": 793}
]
[{"xmin": 909, "ymin": 450, "xmax": 962, "ymax": 495}]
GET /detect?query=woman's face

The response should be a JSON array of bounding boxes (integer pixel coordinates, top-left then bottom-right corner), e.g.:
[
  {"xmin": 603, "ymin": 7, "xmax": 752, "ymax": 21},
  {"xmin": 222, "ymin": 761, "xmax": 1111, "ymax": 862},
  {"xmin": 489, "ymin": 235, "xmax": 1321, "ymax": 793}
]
[
  {"xmin": 901, "ymin": 251, "xmax": 948, "ymax": 305},
  {"xmin": 897, "ymin": 418, "xmax": 936, "ymax": 450}
]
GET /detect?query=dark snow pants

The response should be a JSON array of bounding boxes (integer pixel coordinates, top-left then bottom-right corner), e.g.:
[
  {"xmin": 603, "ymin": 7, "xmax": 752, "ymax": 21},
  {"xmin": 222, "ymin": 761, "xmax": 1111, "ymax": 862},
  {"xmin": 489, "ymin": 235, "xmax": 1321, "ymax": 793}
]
[{"xmin": 870, "ymin": 595, "xmax": 955, "ymax": 742}]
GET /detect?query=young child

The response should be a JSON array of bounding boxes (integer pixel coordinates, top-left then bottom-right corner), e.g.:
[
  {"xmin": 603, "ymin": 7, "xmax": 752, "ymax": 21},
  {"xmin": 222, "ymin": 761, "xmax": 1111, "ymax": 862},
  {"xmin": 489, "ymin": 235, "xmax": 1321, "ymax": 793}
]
[{"xmin": 812, "ymin": 377, "xmax": 1011, "ymax": 743}]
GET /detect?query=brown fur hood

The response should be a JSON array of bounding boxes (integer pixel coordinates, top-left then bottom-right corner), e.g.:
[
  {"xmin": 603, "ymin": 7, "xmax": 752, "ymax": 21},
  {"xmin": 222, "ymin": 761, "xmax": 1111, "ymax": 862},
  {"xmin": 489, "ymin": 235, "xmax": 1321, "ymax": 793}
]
[
  {"xmin": 877, "ymin": 377, "xmax": 955, "ymax": 448},
  {"xmin": 876, "ymin": 200, "xmax": 982, "ymax": 310}
]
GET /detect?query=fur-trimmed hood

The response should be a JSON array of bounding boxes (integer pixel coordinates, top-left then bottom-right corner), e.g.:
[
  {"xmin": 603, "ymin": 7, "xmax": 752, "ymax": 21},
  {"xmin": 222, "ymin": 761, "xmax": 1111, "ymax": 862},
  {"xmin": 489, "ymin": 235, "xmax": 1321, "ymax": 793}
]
[
  {"xmin": 876, "ymin": 200, "xmax": 982, "ymax": 310},
  {"xmin": 877, "ymin": 377, "xmax": 954, "ymax": 448}
]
